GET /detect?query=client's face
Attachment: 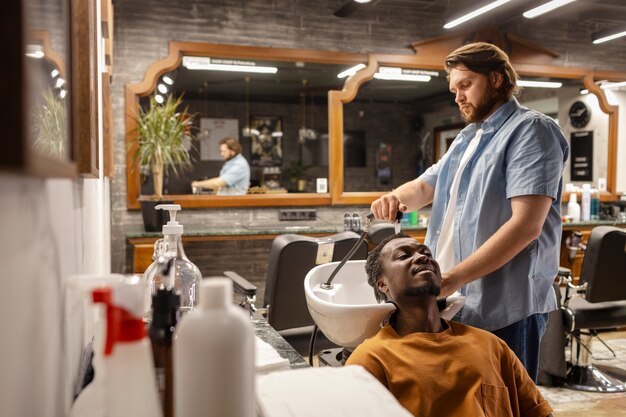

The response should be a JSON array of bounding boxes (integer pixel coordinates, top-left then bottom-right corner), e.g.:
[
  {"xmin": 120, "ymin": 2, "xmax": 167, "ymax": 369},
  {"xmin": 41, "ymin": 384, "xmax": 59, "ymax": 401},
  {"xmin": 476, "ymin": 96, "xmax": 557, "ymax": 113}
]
[{"xmin": 378, "ymin": 238, "xmax": 441, "ymax": 302}]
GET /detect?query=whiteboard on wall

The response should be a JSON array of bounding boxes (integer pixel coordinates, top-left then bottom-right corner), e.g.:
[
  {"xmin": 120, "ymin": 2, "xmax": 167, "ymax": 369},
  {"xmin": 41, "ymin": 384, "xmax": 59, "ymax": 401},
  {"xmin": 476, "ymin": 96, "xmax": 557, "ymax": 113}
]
[{"xmin": 199, "ymin": 118, "xmax": 239, "ymax": 161}]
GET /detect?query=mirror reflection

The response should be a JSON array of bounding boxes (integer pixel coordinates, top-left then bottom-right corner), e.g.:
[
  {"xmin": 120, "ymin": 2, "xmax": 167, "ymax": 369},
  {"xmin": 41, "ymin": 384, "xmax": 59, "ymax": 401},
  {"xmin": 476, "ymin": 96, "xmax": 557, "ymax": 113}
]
[
  {"xmin": 342, "ymin": 69, "xmax": 607, "ymax": 192},
  {"xmin": 24, "ymin": 0, "xmax": 71, "ymax": 162},
  {"xmin": 137, "ymin": 58, "xmax": 349, "ymax": 196}
]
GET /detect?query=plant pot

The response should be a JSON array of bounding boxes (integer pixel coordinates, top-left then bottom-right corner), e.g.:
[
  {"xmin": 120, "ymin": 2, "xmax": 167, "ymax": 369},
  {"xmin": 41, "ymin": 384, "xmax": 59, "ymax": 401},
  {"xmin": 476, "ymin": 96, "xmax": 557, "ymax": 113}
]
[{"xmin": 139, "ymin": 198, "xmax": 174, "ymax": 232}]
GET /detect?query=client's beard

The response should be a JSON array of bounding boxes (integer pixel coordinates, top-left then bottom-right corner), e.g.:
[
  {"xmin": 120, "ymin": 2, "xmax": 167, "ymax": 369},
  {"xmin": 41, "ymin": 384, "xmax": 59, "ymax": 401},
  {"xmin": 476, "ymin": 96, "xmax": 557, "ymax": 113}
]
[{"xmin": 403, "ymin": 283, "xmax": 441, "ymax": 297}]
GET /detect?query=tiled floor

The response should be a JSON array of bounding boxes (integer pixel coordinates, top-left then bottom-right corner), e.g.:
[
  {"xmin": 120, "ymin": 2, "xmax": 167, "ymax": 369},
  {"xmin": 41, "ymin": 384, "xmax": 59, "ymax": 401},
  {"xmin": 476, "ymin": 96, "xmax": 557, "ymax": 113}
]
[{"xmin": 539, "ymin": 332, "xmax": 626, "ymax": 416}]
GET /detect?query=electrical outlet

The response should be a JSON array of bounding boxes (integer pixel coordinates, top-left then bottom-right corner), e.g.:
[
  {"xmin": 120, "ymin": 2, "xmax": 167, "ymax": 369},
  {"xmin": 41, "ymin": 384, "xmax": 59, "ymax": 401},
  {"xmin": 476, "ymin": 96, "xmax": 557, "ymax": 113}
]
[{"xmin": 279, "ymin": 209, "xmax": 317, "ymax": 221}]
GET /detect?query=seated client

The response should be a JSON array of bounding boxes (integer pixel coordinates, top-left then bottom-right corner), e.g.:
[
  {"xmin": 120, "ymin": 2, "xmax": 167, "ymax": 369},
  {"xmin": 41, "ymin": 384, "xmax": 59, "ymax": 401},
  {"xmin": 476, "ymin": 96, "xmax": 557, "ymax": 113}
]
[
  {"xmin": 192, "ymin": 137, "xmax": 250, "ymax": 195},
  {"xmin": 346, "ymin": 233, "xmax": 553, "ymax": 417}
]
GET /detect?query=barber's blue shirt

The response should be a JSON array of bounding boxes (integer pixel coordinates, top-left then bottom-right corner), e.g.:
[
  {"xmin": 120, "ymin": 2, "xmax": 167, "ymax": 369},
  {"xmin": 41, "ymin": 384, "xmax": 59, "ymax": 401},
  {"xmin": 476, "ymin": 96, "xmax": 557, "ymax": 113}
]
[
  {"xmin": 419, "ymin": 97, "xmax": 569, "ymax": 331},
  {"xmin": 218, "ymin": 153, "xmax": 250, "ymax": 195}
]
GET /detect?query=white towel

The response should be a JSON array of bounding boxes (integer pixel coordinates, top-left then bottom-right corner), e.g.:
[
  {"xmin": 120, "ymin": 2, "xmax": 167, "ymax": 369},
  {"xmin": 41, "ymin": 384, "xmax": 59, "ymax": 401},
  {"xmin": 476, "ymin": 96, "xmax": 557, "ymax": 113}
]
[
  {"xmin": 256, "ymin": 365, "xmax": 413, "ymax": 417},
  {"xmin": 255, "ymin": 336, "xmax": 290, "ymax": 374}
]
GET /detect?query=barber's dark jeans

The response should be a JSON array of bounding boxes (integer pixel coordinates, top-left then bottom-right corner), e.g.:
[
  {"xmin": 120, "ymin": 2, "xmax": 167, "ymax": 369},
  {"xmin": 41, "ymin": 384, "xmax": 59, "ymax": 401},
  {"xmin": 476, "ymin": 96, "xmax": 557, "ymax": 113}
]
[{"xmin": 491, "ymin": 313, "xmax": 549, "ymax": 382}]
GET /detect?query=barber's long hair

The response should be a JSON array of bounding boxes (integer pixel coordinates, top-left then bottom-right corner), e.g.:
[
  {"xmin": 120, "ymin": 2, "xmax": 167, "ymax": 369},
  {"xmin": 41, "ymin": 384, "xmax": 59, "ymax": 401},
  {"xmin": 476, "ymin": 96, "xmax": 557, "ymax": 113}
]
[
  {"xmin": 365, "ymin": 232, "xmax": 410, "ymax": 302},
  {"xmin": 445, "ymin": 42, "xmax": 519, "ymax": 102},
  {"xmin": 219, "ymin": 137, "xmax": 242, "ymax": 155}
]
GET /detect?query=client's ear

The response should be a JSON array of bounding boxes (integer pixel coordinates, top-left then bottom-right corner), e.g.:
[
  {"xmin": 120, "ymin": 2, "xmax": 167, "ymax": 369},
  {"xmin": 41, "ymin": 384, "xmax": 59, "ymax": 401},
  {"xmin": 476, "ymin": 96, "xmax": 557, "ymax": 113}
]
[{"xmin": 377, "ymin": 278, "xmax": 388, "ymax": 294}]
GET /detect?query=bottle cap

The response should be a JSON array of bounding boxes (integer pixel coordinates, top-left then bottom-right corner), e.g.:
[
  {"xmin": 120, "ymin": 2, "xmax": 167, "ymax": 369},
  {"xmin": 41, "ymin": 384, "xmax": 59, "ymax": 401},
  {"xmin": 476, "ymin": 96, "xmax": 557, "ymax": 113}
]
[{"xmin": 199, "ymin": 278, "xmax": 232, "ymax": 309}]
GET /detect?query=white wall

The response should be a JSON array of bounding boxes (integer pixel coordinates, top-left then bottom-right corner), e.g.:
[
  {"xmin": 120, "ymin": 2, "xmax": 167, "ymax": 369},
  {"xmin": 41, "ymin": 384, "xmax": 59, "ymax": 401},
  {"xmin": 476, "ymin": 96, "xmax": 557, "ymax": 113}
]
[{"xmin": 0, "ymin": 175, "xmax": 110, "ymax": 416}]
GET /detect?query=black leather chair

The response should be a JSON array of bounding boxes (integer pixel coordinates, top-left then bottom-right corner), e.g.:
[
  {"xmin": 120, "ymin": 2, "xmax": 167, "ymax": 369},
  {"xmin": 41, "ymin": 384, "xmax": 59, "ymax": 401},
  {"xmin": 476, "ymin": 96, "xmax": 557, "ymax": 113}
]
[
  {"xmin": 560, "ymin": 226, "xmax": 626, "ymax": 392},
  {"xmin": 228, "ymin": 231, "xmax": 368, "ymax": 357}
]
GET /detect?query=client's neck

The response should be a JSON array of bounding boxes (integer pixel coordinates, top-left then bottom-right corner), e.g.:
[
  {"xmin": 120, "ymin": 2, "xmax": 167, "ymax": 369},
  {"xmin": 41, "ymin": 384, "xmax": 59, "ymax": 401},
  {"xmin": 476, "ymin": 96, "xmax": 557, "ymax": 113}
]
[{"xmin": 392, "ymin": 298, "xmax": 443, "ymax": 337}]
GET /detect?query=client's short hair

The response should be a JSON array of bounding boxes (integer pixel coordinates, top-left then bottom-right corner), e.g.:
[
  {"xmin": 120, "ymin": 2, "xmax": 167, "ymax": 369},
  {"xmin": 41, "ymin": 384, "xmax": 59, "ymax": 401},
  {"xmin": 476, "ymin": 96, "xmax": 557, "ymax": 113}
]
[
  {"xmin": 365, "ymin": 232, "xmax": 410, "ymax": 302},
  {"xmin": 219, "ymin": 137, "xmax": 242, "ymax": 155}
]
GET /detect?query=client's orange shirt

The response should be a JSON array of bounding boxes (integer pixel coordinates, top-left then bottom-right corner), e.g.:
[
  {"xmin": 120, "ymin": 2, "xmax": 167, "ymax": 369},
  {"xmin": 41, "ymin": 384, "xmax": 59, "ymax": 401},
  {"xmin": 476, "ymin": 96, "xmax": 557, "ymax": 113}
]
[{"xmin": 346, "ymin": 320, "xmax": 552, "ymax": 417}]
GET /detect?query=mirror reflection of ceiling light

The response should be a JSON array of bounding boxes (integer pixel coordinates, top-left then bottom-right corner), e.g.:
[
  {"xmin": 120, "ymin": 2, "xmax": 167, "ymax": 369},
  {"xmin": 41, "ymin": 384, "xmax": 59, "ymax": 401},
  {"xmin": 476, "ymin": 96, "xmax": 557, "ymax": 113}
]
[
  {"xmin": 59, "ymin": 90, "xmax": 67, "ymax": 99},
  {"xmin": 443, "ymin": 0, "xmax": 511, "ymax": 29},
  {"xmin": 162, "ymin": 75, "xmax": 174, "ymax": 85},
  {"xmin": 157, "ymin": 83, "xmax": 168, "ymax": 94},
  {"xmin": 593, "ymin": 30, "xmax": 626, "ymax": 45},
  {"xmin": 337, "ymin": 63, "xmax": 366, "ymax": 78},
  {"xmin": 517, "ymin": 80, "xmax": 562, "ymax": 88},
  {"xmin": 182, "ymin": 56, "xmax": 277, "ymax": 74},
  {"xmin": 50, "ymin": 69, "xmax": 59, "ymax": 78},
  {"xmin": 155, "ymin": 94, "xmax": 164, "ymax": 104},
  {"xmin": 54, "ymin": 78, "xmax": 65, "ymax": 88},
  {"xmin": 579, "ymin": 88, "xmax": 589, "ymax": 95},
  {"xmin": 25, "ymin": 44, "xmax": 44, "ymax": 59},
  {"xmin": 373, "ymin": 67, "xmax": 431, "ymax": 82},
  {"xmin": 523, "ymin": 0, "xmax": 576, "ymax": 19},
  {"xmin": 600, "ymin": 81, "xmax": 626, "ymax": 90},
  {"xmin": 354, "ymin": 0, "xmax": 372, "ymax": 3}
]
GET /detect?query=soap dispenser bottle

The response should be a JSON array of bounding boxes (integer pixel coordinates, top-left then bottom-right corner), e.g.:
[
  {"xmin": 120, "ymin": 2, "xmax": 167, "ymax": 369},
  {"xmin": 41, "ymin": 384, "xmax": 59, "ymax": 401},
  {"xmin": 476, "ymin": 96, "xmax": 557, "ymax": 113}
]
[
  {"xmin": 174, "ymin": 278, "xmax": 255, "ymax": 417},
  {"xmin": 144, "ymin": 204, "xmax": 202, "ymax": 316}
]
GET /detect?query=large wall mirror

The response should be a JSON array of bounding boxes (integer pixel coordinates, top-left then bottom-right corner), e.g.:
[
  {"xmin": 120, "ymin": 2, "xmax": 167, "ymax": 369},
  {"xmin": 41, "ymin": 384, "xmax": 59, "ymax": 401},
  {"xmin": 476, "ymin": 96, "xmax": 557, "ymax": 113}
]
[
  {"xmin": 329, "ymin": 30, "xmax": 626, "ymax": 204},
  {"xmin": 125, "ymin": 41, "xmax": 367, "ymax": 209}
]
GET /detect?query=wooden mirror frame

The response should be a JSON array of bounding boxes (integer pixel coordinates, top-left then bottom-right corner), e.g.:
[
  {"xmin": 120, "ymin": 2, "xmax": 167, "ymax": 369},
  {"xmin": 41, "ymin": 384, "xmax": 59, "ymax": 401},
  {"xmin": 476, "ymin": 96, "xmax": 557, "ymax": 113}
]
[
  {"xmin": 125, "ymin": 41, "xmax": 367, "ymax": 209},
  {"xmin": 329, "ymin": 29, "xmax": 626, "ymax": 204}
]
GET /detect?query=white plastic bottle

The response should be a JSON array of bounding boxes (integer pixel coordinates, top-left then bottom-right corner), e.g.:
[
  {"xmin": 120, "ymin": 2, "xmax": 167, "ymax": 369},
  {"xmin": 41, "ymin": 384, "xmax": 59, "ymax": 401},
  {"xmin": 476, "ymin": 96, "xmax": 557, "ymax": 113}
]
[
  {"xmin": 581, "ymin": 183, "xmax": 591, "ymax": 221},
  {"xmin": 567, "ymin": 193, "xmax": 581, "ymax": 222},
  {"xmin": 92, "ymin": 280, "xmax": 163, "ymax": 417},
  {"xmin": 174, "ymin": 278, "xmax": 255, "ymax": 417}
]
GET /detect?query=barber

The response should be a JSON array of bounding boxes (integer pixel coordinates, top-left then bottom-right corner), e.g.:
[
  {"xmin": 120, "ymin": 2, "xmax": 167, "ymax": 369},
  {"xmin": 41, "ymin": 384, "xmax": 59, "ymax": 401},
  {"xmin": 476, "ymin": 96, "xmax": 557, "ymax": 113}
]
[
  {"xmin": 192, "ymin": 137, "xmax": 250, "ymax": 195},
  {"xmin": 369, "ymin": 42, "xmax": 568, "ymax": 381}
]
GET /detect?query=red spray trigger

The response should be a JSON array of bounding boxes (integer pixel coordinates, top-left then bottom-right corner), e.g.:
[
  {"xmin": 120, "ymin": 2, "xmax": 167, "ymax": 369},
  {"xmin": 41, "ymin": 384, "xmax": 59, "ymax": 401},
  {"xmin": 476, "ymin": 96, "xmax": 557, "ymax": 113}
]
[{"xmin": 92, "ymin": 287, "xmax": 146, "ymax": 356}]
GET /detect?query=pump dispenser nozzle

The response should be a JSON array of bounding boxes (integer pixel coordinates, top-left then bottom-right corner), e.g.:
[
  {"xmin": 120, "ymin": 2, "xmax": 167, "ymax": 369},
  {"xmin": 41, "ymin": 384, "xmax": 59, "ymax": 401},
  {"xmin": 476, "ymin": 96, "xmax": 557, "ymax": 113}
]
[{"xmin": 156, "ymin": 204, "xmax": 183, "ymax": 236}]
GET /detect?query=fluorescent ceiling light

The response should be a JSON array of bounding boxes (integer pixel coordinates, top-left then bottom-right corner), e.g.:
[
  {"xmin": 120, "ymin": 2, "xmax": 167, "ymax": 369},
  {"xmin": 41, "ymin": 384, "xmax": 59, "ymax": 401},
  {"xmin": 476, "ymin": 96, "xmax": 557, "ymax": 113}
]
[
  {"xmin": 354, "ymin": 0, "xmax": 372, "ymax": 3},
  {"xmin": 600, "ymin": 81, "xmax": 626, "ymax": 90},
  {"xmin": 444, "ymin": 0, "xmax": 511, "ymax": 29},
  {"xmin": 182, "ymin": 56, "xmax": 277, "ymax": 73},
  {"xmin": 517, "ymin": 80, "xmax": 562, "ymax": 88},
  {"xmin": 162, "ymin": 75, "xmax": 174, "ymax": 85},
  {"xmin": 373, "ymin": 66, "xmax": 431, "ymax": 82},
  {"xmin": 523, "ymin": 0, "xmax": 576, "ymax": 19},
  {"xmin": 593, "ymin": 30, "xmax": 626, "ymax": 44},
  {"xmin": 337, "ymin": 63, "xmax": 366, "ymax": 78}
]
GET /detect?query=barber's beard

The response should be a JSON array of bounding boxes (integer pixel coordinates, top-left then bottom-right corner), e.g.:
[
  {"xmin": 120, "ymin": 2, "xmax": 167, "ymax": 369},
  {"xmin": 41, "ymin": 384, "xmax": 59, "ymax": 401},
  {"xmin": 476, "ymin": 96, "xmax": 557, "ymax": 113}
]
[
  {"xmin": 403, "ymin": 283, "xmax": 441, "ymax": 297},
  {"xmin": 461, "ymin": 84, "xmax": 500, "ymax": 123}
]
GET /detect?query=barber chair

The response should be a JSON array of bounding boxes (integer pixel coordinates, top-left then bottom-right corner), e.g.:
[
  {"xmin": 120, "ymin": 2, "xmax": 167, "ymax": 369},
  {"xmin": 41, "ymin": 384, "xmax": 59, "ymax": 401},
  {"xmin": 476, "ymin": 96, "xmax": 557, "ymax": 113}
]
[
  {"xmin": 560, "ymin": 226, "xmax": 626, "ymax": 392},
  {"xmin": 228, "ymin": 231, "xmax": 368, "ymax": 358}
]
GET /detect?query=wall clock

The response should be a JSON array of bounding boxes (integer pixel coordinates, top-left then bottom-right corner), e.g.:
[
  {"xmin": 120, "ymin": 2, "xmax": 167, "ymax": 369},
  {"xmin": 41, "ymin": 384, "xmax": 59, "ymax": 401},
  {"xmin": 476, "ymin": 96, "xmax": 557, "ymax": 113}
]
[{"xmin": 568, "ymin": 100, "xmax": 591, "ymax": 128}]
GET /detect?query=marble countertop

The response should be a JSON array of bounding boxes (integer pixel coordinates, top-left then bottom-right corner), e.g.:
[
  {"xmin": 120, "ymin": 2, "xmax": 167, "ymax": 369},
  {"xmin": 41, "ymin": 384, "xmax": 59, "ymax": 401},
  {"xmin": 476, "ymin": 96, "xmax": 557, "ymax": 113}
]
[
  {"xmin": 254, "ymin": 320, "xmax": 309, "ymax": 369},
  {"xmin": 126, "ymin": 224, "xmax": 429, "ymax": 239}
]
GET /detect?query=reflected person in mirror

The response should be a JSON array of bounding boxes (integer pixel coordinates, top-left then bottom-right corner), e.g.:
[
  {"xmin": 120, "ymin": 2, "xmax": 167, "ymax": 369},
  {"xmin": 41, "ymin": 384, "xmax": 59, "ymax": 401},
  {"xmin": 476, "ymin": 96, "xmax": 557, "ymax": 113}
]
[
  {"xmin": 192, "ymin": 137, "xmax": 250, "ymax": 195},
  {"xmin": 369, "ymin": 42, "xmax": 569, "ymax": 381},
  {"xmin": 346, "ymin": 233, "xmax": 554, "ymax": 417}
]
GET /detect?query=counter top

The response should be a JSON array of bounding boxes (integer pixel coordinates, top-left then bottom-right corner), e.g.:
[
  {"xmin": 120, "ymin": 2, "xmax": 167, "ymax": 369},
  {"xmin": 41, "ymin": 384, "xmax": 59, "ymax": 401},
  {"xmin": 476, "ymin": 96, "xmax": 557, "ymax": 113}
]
[
  {"xmin": 254, "ymin": 320, "xmax": 309, "ymax": 369},
  {"xmin": 125, "ymin": 224, "xmax": 428, "ymax": 239}
]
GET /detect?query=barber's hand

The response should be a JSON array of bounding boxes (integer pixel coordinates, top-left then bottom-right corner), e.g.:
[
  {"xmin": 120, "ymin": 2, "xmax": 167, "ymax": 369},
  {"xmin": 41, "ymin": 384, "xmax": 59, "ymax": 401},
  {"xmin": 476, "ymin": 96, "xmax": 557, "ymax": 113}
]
[
  {"xmin": 370, "ymin": 193, "xmax": 408, "ymax": 223},
  {"xmin": 440, "ymin": 271, "xmax": 463, "ymax": 298}
]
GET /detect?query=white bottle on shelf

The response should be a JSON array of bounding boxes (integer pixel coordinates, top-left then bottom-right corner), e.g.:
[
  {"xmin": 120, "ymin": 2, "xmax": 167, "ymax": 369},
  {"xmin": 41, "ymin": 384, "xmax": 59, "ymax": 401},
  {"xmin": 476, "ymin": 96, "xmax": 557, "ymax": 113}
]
[
  {"xmin": 581, "ymin": 183, "xmax": 591, "ymax": 221},
  {"xmin": 567, "ymin": 193, "xmax": 580, "ymax": 222},
  {"xmin": 174, "ymin": 278, "xmax": 255, "ymax": 417}
]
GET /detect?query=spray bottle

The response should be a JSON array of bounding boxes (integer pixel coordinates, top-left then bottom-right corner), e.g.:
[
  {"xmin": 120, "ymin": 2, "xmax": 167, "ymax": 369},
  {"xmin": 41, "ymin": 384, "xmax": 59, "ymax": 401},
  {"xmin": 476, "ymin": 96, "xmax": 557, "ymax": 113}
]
[
  {"xmin": 92, "ymin": 281, "xmax": 163, "ymax": 417},
  {"xmin": 144, "ymin": 204, "xmax": 202, "ymax": 317}
]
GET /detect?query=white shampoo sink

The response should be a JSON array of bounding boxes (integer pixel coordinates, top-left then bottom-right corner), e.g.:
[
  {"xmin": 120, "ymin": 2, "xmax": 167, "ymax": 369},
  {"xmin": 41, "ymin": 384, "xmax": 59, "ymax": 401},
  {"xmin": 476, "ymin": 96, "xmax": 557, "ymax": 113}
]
[{"xmin": 304, "ymin": 260, "xmax": 465, "ymax": 349}]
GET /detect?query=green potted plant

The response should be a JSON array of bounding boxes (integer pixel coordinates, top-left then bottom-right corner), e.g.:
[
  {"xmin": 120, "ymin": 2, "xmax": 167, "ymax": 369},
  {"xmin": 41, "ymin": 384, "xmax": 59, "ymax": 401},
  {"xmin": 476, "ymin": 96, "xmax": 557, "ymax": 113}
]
[
  {"xmin": 286, "ymin": 160, "xmax": 310, "ymax": 192},
  {"xmin": 131, "ymin": 93, "xmax": 195, "ymax": 230},
  {"xmin": 32, "ymin": 89, "xmax": 67, "ymax": 159}
]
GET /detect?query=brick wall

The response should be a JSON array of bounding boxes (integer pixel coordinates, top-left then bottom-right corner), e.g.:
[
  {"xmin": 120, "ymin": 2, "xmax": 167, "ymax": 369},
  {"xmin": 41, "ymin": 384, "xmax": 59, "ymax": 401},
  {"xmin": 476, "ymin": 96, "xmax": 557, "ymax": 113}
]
[{"xmin": 111, "ymin": 0, "xmax": 626, "ymax": 284}]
